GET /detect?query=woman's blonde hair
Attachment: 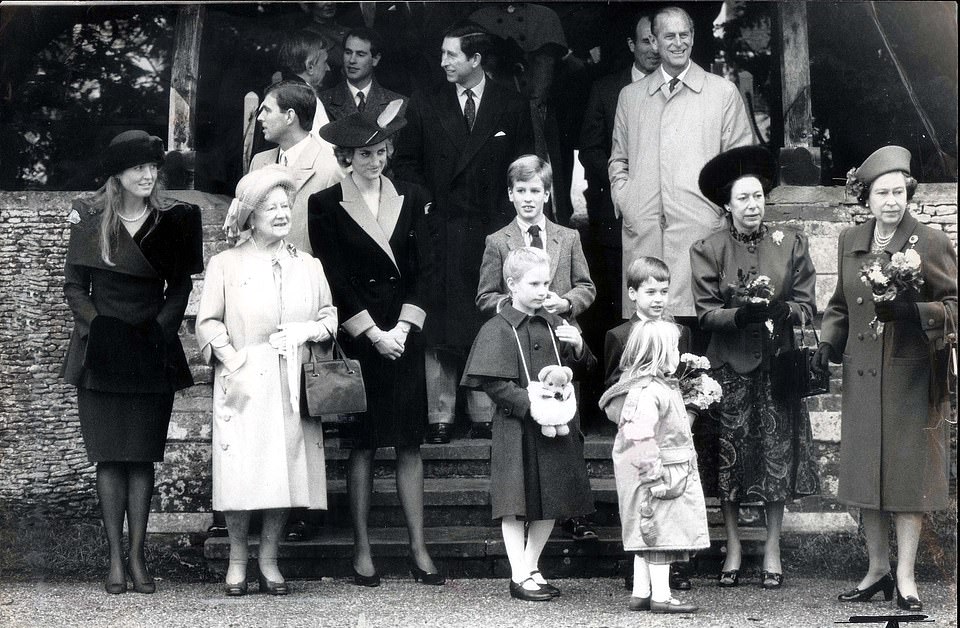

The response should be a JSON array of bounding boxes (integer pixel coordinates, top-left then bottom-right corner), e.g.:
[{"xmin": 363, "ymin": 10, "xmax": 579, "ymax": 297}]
[
  {"xmin": 94, "ymin": 171, "xmax": 170, "ymax": 266},
  {"xmin": 619, "ymin": 319, "xmax": 681, "ymax": 379}
]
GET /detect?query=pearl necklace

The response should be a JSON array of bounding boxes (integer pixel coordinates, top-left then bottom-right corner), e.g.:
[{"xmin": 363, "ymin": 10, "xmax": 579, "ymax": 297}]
[
  {"xmin": 872, "ymin": 228, "xmax": 895, "ymax": 251},
  {"xmin": 118, "ymin": 203, "xmax": 149, "ymax": 223}
]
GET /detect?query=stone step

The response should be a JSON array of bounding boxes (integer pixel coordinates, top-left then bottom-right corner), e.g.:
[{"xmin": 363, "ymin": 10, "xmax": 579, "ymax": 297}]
[{"xmin": 203, "ymin": 513, "xmax": 858, "ymax": 579}]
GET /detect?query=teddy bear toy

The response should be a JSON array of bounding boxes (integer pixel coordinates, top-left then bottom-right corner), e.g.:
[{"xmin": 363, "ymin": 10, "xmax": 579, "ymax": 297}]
[{"xmin": 527, "ymin": 364, "xmax": 577, "ymax": 437}]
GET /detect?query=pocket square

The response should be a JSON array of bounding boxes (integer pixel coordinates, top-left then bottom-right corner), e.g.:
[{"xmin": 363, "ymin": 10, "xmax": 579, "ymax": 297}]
[{"xmin": 494, "ymin": 131, "xmax": 507, "ymax": 137}]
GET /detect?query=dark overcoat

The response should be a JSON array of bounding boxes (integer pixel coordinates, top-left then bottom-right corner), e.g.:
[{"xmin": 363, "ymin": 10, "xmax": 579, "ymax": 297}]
[
  {"xmin": 61, "ymin": 198, "xmax": 203, "ymax": 393},
  {"xmin": 821, "ymin": 213, "xmax": 957, "ymax": 511},
  {"xmin": 393, "ymin": 79, "xmax": 535, "ymax": 348},
  {"xmin": 308, "ymin": 175, "xmax": 432, "ymax": 448},
  {"xmin": 461, "ymin": 305, "xmax": 596, "ymax": 521}
]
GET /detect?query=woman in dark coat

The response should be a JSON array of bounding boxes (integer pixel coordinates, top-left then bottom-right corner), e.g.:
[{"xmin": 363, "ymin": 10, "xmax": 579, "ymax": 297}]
[
  {"xmin": 62, "ymin": 130, "xmax": 203, "ymax": 594},
  {"xmin": 689, "ymin": 146, "xmax": 820, "ymax": 590},
  {"xmin": 814, "ymin": 146, "xmax": 957, "ymax": 611},
  {"xmin": 308, "ymin": 103, "xmax": 442, "ymax": 586}
]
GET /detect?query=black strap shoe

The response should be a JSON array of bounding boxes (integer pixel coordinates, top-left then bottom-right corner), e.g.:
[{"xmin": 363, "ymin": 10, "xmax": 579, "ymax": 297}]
[
  {"xmin": 509, "ymin": 578, "xmax": 553, "ymax": 602},
  {"xmin": 425, "ymin": 423, "xmax": 453, "ymax": 444}
]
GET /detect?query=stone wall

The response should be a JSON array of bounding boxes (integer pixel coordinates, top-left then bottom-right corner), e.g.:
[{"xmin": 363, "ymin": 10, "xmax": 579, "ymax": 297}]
[{"xmin": 0, "ymin": 185, "xmax": 955, "ymax": 532}]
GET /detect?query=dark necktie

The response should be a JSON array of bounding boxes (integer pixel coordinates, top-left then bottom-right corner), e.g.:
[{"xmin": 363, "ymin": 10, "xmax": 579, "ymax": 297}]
[
  {"xmin": 357, "ymin": 91, "xmax": 366, "ymax": 112},
  {"xmin": 669, "ymin": 77, "xmax": 680, "ymax": 92},
  {"xmin": 528, "ymin": 225, "xmax": 543, "ymax": 249},
  {"xmin": 463, "ymin": 89, "xmax": 476, "ymax": 132}
]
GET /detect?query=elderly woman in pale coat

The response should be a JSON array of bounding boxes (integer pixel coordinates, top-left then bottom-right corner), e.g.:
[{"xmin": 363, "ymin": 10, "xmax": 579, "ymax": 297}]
[{"xmin": 196, "ymin": 166, "xmax": 337, "ymax": 596}]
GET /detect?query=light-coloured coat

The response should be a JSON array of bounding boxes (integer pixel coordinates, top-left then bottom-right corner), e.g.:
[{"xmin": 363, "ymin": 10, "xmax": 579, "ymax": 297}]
[
  {"xmin": 820, "ymin": 213, "xmax": 957, "ymax": 511},
  {"xmin": 602, "ymin": 376, "xmax": 710, "ymax": 552},
  {"xmin": 608, "ymin": 62, "xmax": 755, "ymax": 317},
  {"xmin": 475, "ymin": 218, "xmax": 596, "ymax": 323},
  {"xmin": 195, "ymin": 241, "xmax": 338, "ymax": 511},
  {"xmin": 250, "ymin": 136, "xmax": 344, "ymax": 256}
]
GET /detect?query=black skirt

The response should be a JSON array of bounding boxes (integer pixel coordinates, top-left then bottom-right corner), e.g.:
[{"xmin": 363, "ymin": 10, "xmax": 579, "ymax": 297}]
[{"xmin": 77, "ymin": 388, "xmax": 175, "ymax": 462}]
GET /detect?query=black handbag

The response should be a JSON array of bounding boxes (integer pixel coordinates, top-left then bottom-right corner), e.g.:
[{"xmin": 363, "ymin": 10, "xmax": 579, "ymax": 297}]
[
  {"xmin": 302, "ymin": 324, "xmax": 367, "ymax": 418},
  {"xmin": 770, "ymin": 311, "xmax": 830, "ymax": 402}
]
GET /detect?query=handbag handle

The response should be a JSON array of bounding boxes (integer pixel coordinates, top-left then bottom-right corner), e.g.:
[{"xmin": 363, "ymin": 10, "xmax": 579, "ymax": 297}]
[
  {"xmin": 511, "ymin": 322, "xmax": 563, "ymax": 386},
  {"xmin": 308, "ymin": 321, "xmax": 354, "ymax": 373},
  {"xmin": 797, "ymin": 308, "xmax": 820, "ymax": 348}
]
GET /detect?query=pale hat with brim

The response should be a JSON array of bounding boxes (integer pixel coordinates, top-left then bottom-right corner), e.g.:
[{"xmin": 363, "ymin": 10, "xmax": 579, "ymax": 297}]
[
  {"xmin": 698, "ymin": 145, "xmax": 777, "ymax": 207},
  {"xmin": 317, "ymin": 99, "xmax": 406, "ymax": 148},
  {"xmin": 222, "ymin": 165, "xmax": 297, "ymax": 242},
  {"xmin": 852, "ymin": 145, "xmax": 912, "ymax": 187}
]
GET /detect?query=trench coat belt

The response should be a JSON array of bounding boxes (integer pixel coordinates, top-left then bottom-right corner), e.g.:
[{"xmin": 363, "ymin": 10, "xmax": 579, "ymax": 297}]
[{"xmin": 659, "ymin": 446, "xmax": 695, "ymax": 465}]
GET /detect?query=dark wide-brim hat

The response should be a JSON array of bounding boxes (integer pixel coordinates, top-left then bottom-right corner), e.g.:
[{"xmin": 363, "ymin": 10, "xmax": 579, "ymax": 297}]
[
  {"xmin": 101, "ymin": 130, "xmax": 165, "ymax": 177},
  {"xmin": 852, "ymin": 145, "xmax": 912, "ymax": 187},
  {"xmin": 317, "ymin": 99, "xmax": 406, "ymax": 149},
  {"xmin": 698, "ymin": 145, "xmax": 777, "ymax": 207}
]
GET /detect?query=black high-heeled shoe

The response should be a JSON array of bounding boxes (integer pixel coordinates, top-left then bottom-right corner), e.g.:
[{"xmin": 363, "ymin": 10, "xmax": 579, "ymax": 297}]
[
  {"xmin": 104, "ymin": 567, "xmax": 126, "ymax": 595},
  {"xmin": 896, "ymin": 590, "xmax": 923, "ymax": 611},
  {"xmin": 258, "ymin": 573, "xmax": 289, "ymax": 596},
  {"xmin": 352, "ymin": 566, "xmax": 381, "ymax": 587},
  {"xmin": 126, "ymin": 565, "xmax": 156, "ymax": 594},
  {"xmin": 224, "ymin": 580, "xmax": 248, "ymax": 597},
  {"xmin": 409, "ymin": 560, "xmax": 445, "ymax": 585},
  {"xmin": 718, "ymin": 569, "xmax": 740, "ymax": 588},
  {"xmin": 837, "ymin": 572, "xmax": 895, "ymax": 602}
]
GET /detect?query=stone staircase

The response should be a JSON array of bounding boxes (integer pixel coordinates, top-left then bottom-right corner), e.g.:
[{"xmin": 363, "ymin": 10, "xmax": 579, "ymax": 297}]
[{"xmin": 202, "ymin": 421, "xmax": 857, "ymax": 579}]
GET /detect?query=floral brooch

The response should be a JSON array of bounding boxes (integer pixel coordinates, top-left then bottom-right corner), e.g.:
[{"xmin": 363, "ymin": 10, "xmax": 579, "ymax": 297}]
[{"xmin": 772, "ymin": 230, "xmax": 785, "ymax": 246}]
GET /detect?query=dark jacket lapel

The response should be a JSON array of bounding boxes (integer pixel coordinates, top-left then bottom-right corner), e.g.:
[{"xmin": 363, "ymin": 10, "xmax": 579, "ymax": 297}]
[
  {"xmin": 453, "ymin": 81, "xmax": 502, "ymax": 178},
  {"xmin": 338, "ymin": 174, "xmax": 400, "ymax": 271},
  {"xmin": 437, "ymin": 83, "xmax": 469, "ymax": 151}
]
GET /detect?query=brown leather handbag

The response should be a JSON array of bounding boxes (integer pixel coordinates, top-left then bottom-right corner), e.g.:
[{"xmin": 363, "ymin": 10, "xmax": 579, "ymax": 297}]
[{"xmin": 302, "ymin": 325, "xmax": 367, "ymax": 418}]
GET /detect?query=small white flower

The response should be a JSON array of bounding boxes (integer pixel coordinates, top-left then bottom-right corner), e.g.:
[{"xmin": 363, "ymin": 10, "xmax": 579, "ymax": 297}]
[
  {"xmin": 868, "ymin": 268, "xmax": 889, "ymax": 285},
  {"xmin": 902, "ymin": 248, "xmax": 921, "ymax": 268},
  {"xmin": 772, "ymin": 230, "xmax": 784, "ymax": 246}
]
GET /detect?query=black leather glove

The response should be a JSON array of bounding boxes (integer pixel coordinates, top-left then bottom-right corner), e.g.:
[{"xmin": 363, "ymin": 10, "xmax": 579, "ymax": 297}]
[
  {"xmin": 734, "ymin": 301, "xmax": 770, "ymax": 328},
  {"xmin": 875, "ymin": 300, "xmax": 919, "ymax": 323},
  {"xmin": 767, "ymin": 301, "xmax": 792, "ymax": 325},
  {"xmin": 811, "ymin": 342, "xmax": 833, "ymax": 376}
]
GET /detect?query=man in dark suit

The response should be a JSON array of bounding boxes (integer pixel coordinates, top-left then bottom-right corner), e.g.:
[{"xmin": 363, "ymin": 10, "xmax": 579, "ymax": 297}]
[
  {"xmin": 393, "ymin": 24, "xmax": 535, "ymax": 444},
  {"xmin": 319, "ymin": 27, "xmax": 407, "ymax": 121}
]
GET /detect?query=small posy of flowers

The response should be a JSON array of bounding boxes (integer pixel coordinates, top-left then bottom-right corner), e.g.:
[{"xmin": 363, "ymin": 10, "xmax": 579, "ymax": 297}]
[
  {"xmin": 675, "ymin": 353, "xmax": 723, "ymax": 410},
  {"xmin": 858, "ymin": 249, "xmax": 923, "ymax": 332},
  {"xmin": 730, "ymin": 269, "xmax": 776, "ymax": 334},
  {"xmin": 772, "ymin": 230, "xmax": 785, "ymax": 246}
]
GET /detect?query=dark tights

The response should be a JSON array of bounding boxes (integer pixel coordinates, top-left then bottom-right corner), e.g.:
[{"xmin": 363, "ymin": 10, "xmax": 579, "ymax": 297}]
[{"xmin": 96, "ymin": 461, "xmax": 155, "ymax": 585}]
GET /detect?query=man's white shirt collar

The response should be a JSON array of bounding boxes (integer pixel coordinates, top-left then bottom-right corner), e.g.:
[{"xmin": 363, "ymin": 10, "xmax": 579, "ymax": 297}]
[
  {"xmin": 515, "ymin": 215, "xmax": 547, "ymax": 246},
  {"xmin": 279, "ymin": 134, "xmax": 313, "ymax": 167},
  {"xmin": 659, "ymin": 62, "xmax": 691, "ymax": 90},
  {"xmin": 347, "ymin": 81, "xmax": 372, "ymax": 102},
  {"xmin": 456, "ymin": 75, "xmax": 486, "ymax": 112}
]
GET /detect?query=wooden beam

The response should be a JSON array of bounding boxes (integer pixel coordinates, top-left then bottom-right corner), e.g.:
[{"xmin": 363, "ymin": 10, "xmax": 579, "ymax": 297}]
[
  {"xmin": 168, "ymin": 5, "xmax": 204, "ymax": 189},
  {"xmin": 777, "ymin": 1, "xmax": 820, "ymax": 185}
]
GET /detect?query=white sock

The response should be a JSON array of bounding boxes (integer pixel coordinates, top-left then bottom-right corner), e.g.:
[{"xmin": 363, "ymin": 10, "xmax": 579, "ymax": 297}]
[
  {"xmin": 632, "ymin": 555, "xmax": 651, "ymax": 598},
  {"xmin": 501, "ymin": 516, "xmax": 532, "ymax": 585},
  {"xmin": 649, "ymin": 562, "xmax": 672, "ymax": 603}
]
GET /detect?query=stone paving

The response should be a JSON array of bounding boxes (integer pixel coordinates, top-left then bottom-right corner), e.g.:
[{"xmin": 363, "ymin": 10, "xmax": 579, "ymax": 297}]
[{"xmin": 1, "ymin": 576, "xmax": 957, "ymax": 628}]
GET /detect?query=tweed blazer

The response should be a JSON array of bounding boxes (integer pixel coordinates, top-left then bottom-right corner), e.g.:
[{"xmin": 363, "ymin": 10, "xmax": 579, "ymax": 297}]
[
  {"xmin": 319, "ymin": 79, "xmax": 408, "ymax": 122},
  {"xmin": 476, "ymin": 218, "xmax": 595, "ymax": 323}
]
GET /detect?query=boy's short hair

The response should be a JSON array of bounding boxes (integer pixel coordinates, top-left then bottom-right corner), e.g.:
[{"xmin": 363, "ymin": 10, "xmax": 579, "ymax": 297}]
[
  {"xmin": 503, "ymin": 246, "xmax": 550, "ymax": 284},
  {"xmin": 507, "ymin": 154, "xmax": 553, "ymax": 189},
  {"xmin": 626, "ymin": 256, "xmax": 671, "ymax": 291}
]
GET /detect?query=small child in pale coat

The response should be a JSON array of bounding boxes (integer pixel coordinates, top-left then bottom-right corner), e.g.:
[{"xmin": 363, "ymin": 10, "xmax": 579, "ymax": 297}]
[{"xmin": 598, "ymin": 319, "xmax": 709, "ymax": 614}]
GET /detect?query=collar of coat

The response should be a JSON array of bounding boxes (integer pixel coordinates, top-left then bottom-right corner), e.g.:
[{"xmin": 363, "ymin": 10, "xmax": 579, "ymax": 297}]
[
  {"xmin": 502, "ymin": 217, "xmax": 563, "ymax": 280},
  {"xmin": 848, "ymin": 210, "xmax": 920, "ymax": 254},
  {"xmin": 324, "ymin": 79, "xmax": 386, "ymax": 110},
  {"xmin": 497, "ymin": 301, "xmax": 564, "ymax": 330},
  {"xmin": 258, "ymin": 137, "xmax": 326, "ymax": 191},
  {"xmin": 437, "ymin": 79, "xmax": 510, "ymax": 178},
  {"xmin": 647, "ymin": 60, "xmax": 706, "ymax": 96},
  {"xmin": 338, "ymin": 173, "xmax": 404, "ymax": 271}
]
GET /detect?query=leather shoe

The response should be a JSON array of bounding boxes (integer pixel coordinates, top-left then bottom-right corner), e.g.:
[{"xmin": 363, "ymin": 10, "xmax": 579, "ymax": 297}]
[
  {"xmin": 352, "ymin": 567, "xmax": 381, "ymax": 587},
  {"xmin": 206, "ymin": 522, "xmax": 229, "ymax": 538},
  {"xmin": 629, "ymin": 596, "xmax": 651, "ymax": 611},
  {"xmin": 838, "ymin": 572, "xmax": 895, "ymax": 602},
  {"xmin": 258, "ymin": 573, "xmax": 289, "ymax": 595},
  {"xmin": 897, "ymin": 590, "xmax": 923, "ymax": 612},
  {"xmin": 651, "ymin": 597, "xmax": 698, "ymax": 614},
  {"xmin": 670, "ymin": 566, "xmax": 691, "ymax": 591},
  {"xmin": 469, "ymin": 422, "xmax": 493, "ymax": 439},
  {"xmin": 530, "ymin": 570, "xmax": 559, "ymax": 597},
  {"xmin": 224, "ymin": 581, "xmax": 248, "ymax": 596},
  {"xmin": 509, "ymin": 578, "xmax": 553, "ymax": 602},
  {"xmin": 425, "ymin": 423, "xmax": 452, "ymax": 444},
  {"xmin": 761, "ymin": 571, "xmax": 783, "ymax": 590}
]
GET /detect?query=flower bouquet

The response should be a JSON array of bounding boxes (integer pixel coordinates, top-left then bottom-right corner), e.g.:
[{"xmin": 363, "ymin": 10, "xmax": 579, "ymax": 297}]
[
  {"xmin": 858, "ymin": 249, "xmax": 924, "ymax": 333},
  {"xmin": 674, "ymin": 353, "xmax": 723, "ymax": 410},
  {"xmin": 730, "ymin": 269, "xmax": 776, "ymax": 334}
]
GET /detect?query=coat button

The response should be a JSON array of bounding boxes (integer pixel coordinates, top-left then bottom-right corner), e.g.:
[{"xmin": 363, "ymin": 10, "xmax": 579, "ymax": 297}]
[
  {"xmin": 856, "ymin": 297, "xmax": 864, "ymax": 305},
  {"xmin": 368, "ymin": 279, "xmax": 376, "ymax": 285},
  {"xmin": 752, "ymin": 331, "xmax": 760, "ymax": 338},
  {"xmin": 928, "ymin": 319, "xmax": 936, "ymax": 326},
  {"xmin": 857, "ymin": 369, "xmax": 864, "ymax": 376},
  {"xmin": 389, "ymin": 276, "xmax": 397, "ymax": 284},
  {"xmin": 223, "ymin": 414, "xmax": 231, "ymax": 422},
  {"xmin": 221, "ymin": 443, "xmax": 229, "ymax": 451},
  {"xmin": 748, "ymin": 245, "xmax": 756, "ymax": 253},
  {"xmin": 753, "ymin": 352, "xmax": 761, "ymax": 358},
  {"xmin": 503, "ymin": 407, "xmax": 511, "ymax": 416},
  {"xmin": 872, "ymin": 333, "xmax": 878, "ymax": 340},
  {"xmin": 857, "ymin": 333, "xmax": 864, "ymax": 341},
  {"xmin": 869, "ymin": 369, "xmax": 877, "ymax": 376}
]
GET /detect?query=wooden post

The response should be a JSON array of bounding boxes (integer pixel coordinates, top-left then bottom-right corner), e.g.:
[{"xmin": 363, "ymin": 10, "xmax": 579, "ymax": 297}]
[
  {"xmin": 168, "ymin": 5, "xmax": 204, "ymax": 189},
  {"xmin": 777, "ymin": 1, "xmax": 820, "ymax": 185}
]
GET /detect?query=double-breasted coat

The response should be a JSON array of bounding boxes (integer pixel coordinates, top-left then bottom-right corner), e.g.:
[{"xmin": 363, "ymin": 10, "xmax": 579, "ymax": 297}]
[
  {"xmin": 196, "ymin": 241, "xmax": 337, "ymax": 511},
  {"xmin": 393, "ymin": 79, "xmax": 535, "ymax": 348},
  {"xmin": 308, "ymin": 175, "xmax": 432, "ymax": 448},
  {"xmin": 609, "ymin": 62, "xmax": 755, "ymax": 318},
  {"xmin": 62, "ymin": 198, "xmax": 203, "ymax": 461},
  {"xmin": 461, "ymin": 305, "xmax": 595, "ymax": 521},
  {"xmin": 475, "ymin": 217, "xmax": 596, "ymax": 324},
  {"xmin": 821, "ymin": 213, "xmax": 957, "ymax": 512}
]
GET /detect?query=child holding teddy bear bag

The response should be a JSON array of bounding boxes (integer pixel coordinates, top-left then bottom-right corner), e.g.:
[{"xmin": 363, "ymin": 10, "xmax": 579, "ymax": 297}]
[
  {"xmin": 461, "ymin": 247, "xmax": 595, "ymax": 602},
  {"xmin": 599, "ymin": 319, "xmax": 710, "ymax": 614}
]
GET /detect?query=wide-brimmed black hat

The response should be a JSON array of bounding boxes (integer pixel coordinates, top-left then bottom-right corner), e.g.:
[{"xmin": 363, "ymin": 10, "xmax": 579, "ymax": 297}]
[
  {"xmin": 101, "ymin": 130, "xmax": 165, "ymax": 177},
  {"xmin": 317, "ymin": 99, "xmax": 406, "ymax": 149},
  {"xmin": 698, "ymin": 145, "xmax": 777, "ymax": 207}
]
